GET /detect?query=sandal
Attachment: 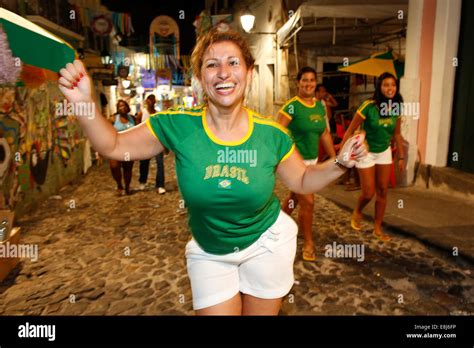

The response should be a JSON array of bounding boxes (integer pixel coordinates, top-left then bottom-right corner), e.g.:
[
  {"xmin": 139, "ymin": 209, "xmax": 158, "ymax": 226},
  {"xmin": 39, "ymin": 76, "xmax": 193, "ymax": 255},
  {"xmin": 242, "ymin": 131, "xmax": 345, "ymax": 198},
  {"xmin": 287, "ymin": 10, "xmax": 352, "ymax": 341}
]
[
  {"xmin": 351, "ymin": 211, "xmax": 362, "ymax": 231},
  {"xmin": 302, "ymin": 246, "xmax": 316, "ymax": 261},
  {"xmin": 373, "ymin": 230, "xmax": 392, "ymax": 242}
]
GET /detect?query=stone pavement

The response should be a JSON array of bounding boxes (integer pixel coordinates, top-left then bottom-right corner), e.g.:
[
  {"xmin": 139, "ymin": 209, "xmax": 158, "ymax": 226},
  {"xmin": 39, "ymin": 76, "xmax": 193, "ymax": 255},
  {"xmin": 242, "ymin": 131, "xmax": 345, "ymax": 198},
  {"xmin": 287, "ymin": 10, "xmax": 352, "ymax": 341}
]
[
  {"xmin": 0, "ymin": 155, "xmax": 473, "ymax": 315},
  {"xmin": 318, "ymin": 181, "xmax": 474, "ymax": 262}
]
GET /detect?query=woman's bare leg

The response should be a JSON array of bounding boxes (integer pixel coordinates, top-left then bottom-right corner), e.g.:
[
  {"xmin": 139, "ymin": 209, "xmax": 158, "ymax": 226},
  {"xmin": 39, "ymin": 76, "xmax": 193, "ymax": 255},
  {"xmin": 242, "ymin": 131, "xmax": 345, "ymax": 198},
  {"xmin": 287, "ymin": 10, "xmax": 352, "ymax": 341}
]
[
  {"xmin": 354, "ymin": 167, "xmax": 376, "ymax": 215},
  {"xmin": 122, "ymin": 161, "xmax": 134, "ymax": 194},
  {"xmin": 242, "ymin": 294, "xmax": 282, "ymax": 315},
  {"xmin": 351, "ymin": 166, "xmax": 375, "ymax": 229},
  {"xmin": 374, "ymin": 164, "xmax": 392, "ymax": 240},
  {"xmin": 109, "ymin": 160, "xmax": 123, "ymax": 190},
  {"xmin": 296, "ymin": 193, "xmax": 315, "ymax": 258}
]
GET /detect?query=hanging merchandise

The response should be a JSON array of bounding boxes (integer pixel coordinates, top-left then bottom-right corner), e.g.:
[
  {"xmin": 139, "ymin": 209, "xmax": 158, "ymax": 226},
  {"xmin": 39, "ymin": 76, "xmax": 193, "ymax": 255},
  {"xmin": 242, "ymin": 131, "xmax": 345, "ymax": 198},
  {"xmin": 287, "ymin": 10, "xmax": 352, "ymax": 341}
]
[
  {"xmin": 0, "ymin": 24, "xmax": 22, "ymax": 85},
  {"xmin": 149, "ymin": 15, "xmax": 180, "ymax": 61},
  {"xmin": 108, "ymin": 12, "xmax": 134, "ymax": 37},
  {"xmin": 181, "ymin": 56, "xmax": 190, "ymax": 70},
  {"xmin": 141, "ymin": 68, "xmax": 156, "ymax": 89},
  {"xmin": 154, "ymin": 55, "xmax": 165, "ymax": 70},
  {"xmin": 156, "ymin": 68, "xmax": 171, "ymax": 86},
  {"xmin": 149, "ymin": 15, "xmax": 187, "ymax": 87},
  {"xmin": 112, "ymin": 12, "xmax": 121, "ymax": 35},
  {"xmin": 169, "ymin": 55, "xmax": 180, "ymax": 70},
  {"xmin": 72, "ymin": 4, "xmax": 134, "ymax": 37},
  {"xmin": 211, "ymin": 14, "xmax": 233, "ymax": 32},
  {"xmin": 193, "ymin": 11, "xmax": 212, "ymax": 37},
  {"xmin": 91, "ymin": 14, "xmax": 113, "ymax": 36},
  {"xmin": 181, "ymin": 55, "xmax": 192, "ymax": 85}
]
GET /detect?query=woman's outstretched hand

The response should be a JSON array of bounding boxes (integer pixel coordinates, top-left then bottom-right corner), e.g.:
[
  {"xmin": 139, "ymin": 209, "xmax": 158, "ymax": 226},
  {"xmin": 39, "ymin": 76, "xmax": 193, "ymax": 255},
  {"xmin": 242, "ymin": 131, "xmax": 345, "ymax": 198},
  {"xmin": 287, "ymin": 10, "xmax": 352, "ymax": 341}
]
[
  {"xmin": 337, "ymin": 132, "xmax": 368, "ymax": 168},
  {"xmin": 58, "ymin": 60, "xmax": 92, "ymax": 105}
]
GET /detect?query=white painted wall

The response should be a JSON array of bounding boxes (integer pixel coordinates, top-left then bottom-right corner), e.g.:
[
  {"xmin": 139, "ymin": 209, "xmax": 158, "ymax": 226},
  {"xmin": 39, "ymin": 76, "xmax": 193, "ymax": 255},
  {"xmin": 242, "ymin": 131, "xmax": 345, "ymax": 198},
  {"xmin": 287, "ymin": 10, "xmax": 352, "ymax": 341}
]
[
  {"xmin": 399, "ymin": 0, "xmax": 424, "ymax": 185},
  {"xmin": 425, "ymin": 0, "xmax": 462, "ymax": 166},
  {"xmin": 232, "ymin": 0, "xmax": 289, "ymax": 116}
]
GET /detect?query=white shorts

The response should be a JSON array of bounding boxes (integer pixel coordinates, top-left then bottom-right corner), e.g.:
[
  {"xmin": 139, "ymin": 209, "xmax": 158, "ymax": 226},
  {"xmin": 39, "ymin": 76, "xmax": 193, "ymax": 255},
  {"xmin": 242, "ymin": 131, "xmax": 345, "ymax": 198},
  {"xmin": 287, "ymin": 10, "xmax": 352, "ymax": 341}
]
[
  {"xmin": 185, "ymin": 210, "xmax": 298, "ymax": 310},
  {"xmin": 356, "ymin": 147, "xmax": 392, "ymax": 169},
  {"xmin": 303, "ymin": 158, "xmax": 318, "ymax": 166}
]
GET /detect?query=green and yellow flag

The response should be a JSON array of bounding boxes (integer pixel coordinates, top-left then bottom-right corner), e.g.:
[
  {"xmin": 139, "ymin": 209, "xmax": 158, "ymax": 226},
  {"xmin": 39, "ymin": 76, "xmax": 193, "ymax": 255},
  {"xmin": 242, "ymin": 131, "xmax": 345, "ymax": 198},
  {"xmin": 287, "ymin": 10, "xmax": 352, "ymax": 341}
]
[{"xmin": 0, "ymin": 7, "xmax": 76, "ymax": 73}]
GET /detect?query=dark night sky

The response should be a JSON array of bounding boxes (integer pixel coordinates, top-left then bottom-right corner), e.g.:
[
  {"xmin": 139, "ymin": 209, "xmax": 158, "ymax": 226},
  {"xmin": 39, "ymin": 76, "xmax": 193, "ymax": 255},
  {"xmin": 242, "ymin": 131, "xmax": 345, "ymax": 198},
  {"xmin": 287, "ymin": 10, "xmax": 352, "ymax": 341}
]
[{"xmin": 101, "ymin": 0, "xmax": 205, "ymax": 55}]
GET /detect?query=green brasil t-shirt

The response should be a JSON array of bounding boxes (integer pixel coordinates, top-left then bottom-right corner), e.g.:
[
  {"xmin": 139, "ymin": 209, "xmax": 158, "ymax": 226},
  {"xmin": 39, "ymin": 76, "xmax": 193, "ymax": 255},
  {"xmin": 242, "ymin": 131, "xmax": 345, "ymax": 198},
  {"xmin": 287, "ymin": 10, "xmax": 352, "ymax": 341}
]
[
  {"xmin": 279, "ymin": 96, "xmax": 327, "ymax": 160},
  {"xmin": 146, "ymin": 106, "xmax": 295, "ymax": 255},
  {"xmin": 357, "ymin": 99, "xmax": 398, "ymax": 153}
]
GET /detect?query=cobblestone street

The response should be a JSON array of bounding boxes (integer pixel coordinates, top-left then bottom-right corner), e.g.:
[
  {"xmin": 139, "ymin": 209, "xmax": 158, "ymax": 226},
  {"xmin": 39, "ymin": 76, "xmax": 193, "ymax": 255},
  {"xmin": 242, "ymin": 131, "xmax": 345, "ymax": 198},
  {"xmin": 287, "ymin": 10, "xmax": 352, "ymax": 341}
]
[{"xmin": 1, "ymin": 155, "xmax": 473, "ymax": 315}]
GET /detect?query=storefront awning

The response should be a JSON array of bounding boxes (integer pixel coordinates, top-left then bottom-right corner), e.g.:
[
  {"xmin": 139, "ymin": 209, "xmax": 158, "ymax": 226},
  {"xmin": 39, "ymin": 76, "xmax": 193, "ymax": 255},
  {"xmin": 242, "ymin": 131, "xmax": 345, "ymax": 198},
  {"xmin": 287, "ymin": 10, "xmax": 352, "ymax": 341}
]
[{"xmin": 277, "ymin": 1, "xmax": 408, "ymax": 47}]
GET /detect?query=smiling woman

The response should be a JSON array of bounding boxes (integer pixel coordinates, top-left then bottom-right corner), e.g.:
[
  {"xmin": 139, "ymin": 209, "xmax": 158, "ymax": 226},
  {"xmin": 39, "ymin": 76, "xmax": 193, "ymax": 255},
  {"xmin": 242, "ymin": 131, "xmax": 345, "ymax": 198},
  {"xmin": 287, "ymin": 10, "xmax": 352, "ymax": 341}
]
[
  {"xmin": 57, "ymin": 28, "xmax": 368, "ymax": 316},
  {"xmin": 340, "ymin": 72, "xmax": 406, "ymax": 243},
  {"xmin": 277, "ymin": 66, "xmax": 337, "ymax": 262}
]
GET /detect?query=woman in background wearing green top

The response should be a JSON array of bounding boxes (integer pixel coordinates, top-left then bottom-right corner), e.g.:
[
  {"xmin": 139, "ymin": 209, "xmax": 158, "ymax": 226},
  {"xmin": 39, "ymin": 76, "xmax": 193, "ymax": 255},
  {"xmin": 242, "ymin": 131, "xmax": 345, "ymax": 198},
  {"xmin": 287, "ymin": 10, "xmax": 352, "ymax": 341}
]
[
  {"xmin": 57, "ymin": 29, "xmax": 366, "ymax": 315},
  {"xmin": 341, "ymin": 72, "xmax": 405, "ymax": 242},
  {"xmin": 277, "ymin": 67, "xmax": 336, "ymax": 262}
]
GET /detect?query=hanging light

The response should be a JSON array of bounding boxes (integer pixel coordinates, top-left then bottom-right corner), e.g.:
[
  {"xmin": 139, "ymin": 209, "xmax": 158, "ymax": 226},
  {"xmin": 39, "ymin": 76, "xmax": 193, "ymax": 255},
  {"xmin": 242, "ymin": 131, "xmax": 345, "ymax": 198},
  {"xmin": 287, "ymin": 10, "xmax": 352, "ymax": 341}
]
[
  {"xmin": 240, "ymin": 7, "xmax": 255, "ymax": 33},
  {"xmin": 100, "ymin": 49, "xmax": 111, "ymax": 65}
]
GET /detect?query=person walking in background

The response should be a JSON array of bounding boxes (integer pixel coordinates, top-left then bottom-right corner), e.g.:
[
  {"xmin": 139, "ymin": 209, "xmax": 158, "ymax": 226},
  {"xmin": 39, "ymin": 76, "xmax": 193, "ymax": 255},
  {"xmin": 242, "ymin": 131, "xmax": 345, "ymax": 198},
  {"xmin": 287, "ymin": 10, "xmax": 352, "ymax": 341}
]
[
  {"xmin": 109, "ymin": 99, "xmax": 135, "ymax": 196},
  {"xmin": 340, "ymin": 72, "xmax": 405, "ymax": 242},
  {"xmin": 277, "ymin": 67, "xmax": 336, "ymax": 262},
  {"xmin": 316, "ymin": 83, "xmax": 338, "ymax": 134},
  {"xmin": 137, "ymin": 94, "xmax": 166, "ymax": 194}
]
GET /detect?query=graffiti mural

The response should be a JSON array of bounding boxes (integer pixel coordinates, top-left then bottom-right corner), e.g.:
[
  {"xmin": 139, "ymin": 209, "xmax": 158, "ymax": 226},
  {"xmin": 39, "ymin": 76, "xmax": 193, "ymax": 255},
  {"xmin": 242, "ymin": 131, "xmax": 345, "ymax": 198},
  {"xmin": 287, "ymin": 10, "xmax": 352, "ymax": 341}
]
[
  {"xmin": 0, "ymin": 81, "xmax": 84, "ymax": 211},
  {"xmin": 0, "ymin": 87, "xmax": 22, "ymax": 209},
  {"xmin": 49, "ymin": 85, "xmax": 81, "ymax": 166},
  {"xmin": 0, "ymin": 137, "xmax": 12, "ymax": 183},
  {"xmin": 25, "ymin": 87, "xmax": 52, "ymax": 186},
  {"xmin": 30, "ymin": 142, "xmax": 50, "ymax": 186}
]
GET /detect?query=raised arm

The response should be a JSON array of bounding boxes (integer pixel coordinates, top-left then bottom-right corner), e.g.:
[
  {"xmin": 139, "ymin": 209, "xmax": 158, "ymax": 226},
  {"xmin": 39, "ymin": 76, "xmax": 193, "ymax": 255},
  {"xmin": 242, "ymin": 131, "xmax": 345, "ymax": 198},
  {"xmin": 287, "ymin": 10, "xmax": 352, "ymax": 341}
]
[
  {"xmin": 58, "ymin": 60, "xmax": 164, "ymax": 161},
  {"xmin": 277, "ymin": 133, "xmax": 367, "ymax": 194}
]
